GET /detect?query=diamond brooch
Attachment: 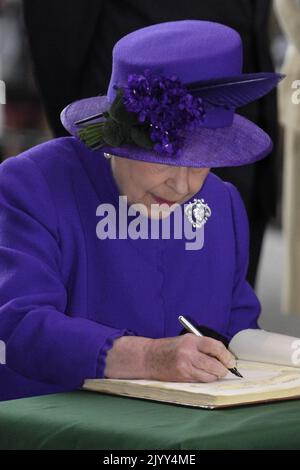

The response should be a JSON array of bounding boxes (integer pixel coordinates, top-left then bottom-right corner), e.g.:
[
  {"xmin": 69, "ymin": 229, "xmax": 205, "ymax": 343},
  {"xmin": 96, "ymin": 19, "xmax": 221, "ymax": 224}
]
[{"xmin": 184, "ymin": 198, "xmax": 212, "ymax": 228}]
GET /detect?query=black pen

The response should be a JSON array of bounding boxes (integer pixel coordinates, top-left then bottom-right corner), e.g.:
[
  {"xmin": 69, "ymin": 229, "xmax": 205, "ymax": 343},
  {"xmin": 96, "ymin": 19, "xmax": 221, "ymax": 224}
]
[{"xmin": 178, "ymin": 315, "xmax": 243, "ymax": 378}]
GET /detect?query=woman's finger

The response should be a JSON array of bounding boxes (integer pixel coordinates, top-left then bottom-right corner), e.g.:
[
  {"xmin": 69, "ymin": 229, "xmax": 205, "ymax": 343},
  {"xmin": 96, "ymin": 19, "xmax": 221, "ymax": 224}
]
[
  {"xmin": 196, "ymin": 337, "xmax": 236, "ymax": 368},
  {"xmin": 189, "ymin": 365, "xmax": 219, "ymax": 383},
  {"xmin": 192, "ymin": 351, "xmax": 228, "ymax": 378}
]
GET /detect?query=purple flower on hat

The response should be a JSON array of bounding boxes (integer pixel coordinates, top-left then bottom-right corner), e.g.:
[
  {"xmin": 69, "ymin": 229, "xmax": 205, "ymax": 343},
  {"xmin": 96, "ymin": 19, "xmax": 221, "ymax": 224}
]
[
  {"xmin": 122, "ymin": 69, "xmax": 206, "ymax": 156},
  {"xmin": 77, "ymin": 69, "xmax": 208, "ymax": 156}
]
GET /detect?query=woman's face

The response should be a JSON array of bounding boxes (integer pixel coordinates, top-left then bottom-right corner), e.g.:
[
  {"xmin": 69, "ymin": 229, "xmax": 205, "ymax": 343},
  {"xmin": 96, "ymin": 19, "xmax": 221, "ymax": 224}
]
[{"xmin": 110, "ymin": 155, "xmax": 210, "ymax": 218}]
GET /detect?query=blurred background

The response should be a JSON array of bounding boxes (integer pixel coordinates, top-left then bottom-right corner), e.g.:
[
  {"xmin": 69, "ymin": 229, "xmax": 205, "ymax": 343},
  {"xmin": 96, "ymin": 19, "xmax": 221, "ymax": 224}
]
[
  {"xmin": 0, "ymin": 0, "xmax": 51, "ymax": 157},
  {"xmin": 0, "ymin": 0, "xmax": 299, "ymax": 335}
]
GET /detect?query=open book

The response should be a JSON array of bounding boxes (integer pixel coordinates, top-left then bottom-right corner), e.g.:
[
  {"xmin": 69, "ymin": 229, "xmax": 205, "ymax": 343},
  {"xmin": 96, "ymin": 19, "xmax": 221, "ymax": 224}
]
[{"xmin": 82, "ymin": 329, "xmax": 300, "ymax": 409}]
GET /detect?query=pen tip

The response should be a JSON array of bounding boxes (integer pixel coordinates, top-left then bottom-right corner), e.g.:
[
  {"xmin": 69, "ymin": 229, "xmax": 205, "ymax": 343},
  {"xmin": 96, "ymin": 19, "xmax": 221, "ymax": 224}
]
[{"xmin": 230, "ymin": 367, "xmax": 243, "ymax": 378}]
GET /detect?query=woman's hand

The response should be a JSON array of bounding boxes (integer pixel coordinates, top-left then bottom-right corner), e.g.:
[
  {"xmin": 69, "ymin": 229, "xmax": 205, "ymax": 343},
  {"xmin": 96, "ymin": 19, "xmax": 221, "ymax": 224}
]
[
  {"xmin": 144, "ymin": 333, "xmax": 235, "ymax": 382},
  {"xmin": 104, "ymin": 333, "xmax": 236, "ymax": 382}
]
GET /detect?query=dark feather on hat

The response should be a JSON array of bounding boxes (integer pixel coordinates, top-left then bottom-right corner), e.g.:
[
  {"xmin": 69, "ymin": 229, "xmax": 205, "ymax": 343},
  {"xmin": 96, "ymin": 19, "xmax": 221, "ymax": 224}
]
[{"xmin": 186, "ymin": 72, "xmax": 285, "ymax": 109}]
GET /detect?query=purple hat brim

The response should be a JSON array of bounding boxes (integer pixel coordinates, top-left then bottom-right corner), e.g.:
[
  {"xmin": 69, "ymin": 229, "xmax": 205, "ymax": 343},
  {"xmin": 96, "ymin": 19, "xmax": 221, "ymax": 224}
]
[{"xmin": 61, "ymin": 95, "xmax": 272, "ymax": 168}]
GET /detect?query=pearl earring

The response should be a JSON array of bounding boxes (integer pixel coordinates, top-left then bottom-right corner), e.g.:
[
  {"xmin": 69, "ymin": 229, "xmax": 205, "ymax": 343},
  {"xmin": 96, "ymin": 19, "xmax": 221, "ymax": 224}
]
[{"xmin": 104, "ymin": 152, "xmax": 112, "ymax": 160}]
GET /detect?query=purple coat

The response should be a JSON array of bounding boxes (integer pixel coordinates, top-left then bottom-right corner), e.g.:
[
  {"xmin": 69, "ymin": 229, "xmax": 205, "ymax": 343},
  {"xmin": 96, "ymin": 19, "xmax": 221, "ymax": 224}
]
[{"xmin": 0, "ymin": 137, "xmax": 260, "ymax": 401}]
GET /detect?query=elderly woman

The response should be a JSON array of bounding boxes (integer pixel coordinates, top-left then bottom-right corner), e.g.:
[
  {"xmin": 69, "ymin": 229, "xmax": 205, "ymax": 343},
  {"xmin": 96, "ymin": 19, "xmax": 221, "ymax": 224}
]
[{"xmin": 0, "ymin": 20, "xmax": 283, "ymax": 401}]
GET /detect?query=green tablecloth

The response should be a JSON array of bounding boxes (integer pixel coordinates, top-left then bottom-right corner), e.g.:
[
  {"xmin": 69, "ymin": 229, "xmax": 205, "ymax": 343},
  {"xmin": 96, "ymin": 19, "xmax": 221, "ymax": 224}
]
[{"xmin": 0, "ymin": 391, "xmax": 300, "ymax": 449}]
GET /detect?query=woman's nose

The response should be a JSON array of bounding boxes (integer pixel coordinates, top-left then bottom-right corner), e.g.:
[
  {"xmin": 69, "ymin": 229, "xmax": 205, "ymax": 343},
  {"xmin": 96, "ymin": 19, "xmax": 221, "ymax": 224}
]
[{"xmin": 167, "ymin": 167, "xmax": 190, "ymax": 195}]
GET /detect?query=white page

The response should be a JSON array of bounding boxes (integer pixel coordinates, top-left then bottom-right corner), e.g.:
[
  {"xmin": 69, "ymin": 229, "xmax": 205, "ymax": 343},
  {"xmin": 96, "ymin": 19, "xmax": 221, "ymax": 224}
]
[
  {"xmin": 84, "ymin": 362, "xmax": 300, "ymax": 398},
  {"xmin": 228, "ymin": 329, "xmax": 300, "ymax": 367}
]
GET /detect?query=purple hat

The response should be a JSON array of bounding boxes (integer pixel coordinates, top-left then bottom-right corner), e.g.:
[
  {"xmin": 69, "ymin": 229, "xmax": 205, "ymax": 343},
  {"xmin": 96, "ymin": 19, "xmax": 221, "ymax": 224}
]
[{"xmin": 60, "ymin": 20, "xmax": 284, "ymax": 168}]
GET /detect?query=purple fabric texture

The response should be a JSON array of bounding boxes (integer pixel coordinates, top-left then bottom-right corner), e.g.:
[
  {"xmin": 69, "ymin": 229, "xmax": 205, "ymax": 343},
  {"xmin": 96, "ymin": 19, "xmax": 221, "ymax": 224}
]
[
  {"xmin": 62, "ymin": 100, "xmax": 273, "ymax": 168},
  {"xmin": 0, "ymin": 137, "xmax": 260, "ymax": 401},
  {"xmin": 106, "ymin": 20, "xmax": 243, "ymax": 103}
]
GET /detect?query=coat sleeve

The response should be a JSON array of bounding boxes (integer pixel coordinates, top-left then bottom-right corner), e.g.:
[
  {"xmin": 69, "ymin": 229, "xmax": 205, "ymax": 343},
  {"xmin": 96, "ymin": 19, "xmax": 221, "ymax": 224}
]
[
  {"xmin": 224, "ymin": 182, "xmax": 261, "ymax": 340},
  {"xmin": 0, "ymin": 155, "xmax": 135, "ymax": 388}
]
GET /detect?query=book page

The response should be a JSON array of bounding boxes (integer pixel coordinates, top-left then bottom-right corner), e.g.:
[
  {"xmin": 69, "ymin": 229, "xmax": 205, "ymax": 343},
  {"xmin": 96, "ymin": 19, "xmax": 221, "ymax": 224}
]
[
  {"xmin": 83, "ymin": 361, "xmax": 300, "ymax": 398},
  {"xmin": 228, "ymin": 329, "xmax": 300, "ymax": 368},
  {"xmin": 205, "ymin": 361, "xmax": 300, "ymax": 397}
]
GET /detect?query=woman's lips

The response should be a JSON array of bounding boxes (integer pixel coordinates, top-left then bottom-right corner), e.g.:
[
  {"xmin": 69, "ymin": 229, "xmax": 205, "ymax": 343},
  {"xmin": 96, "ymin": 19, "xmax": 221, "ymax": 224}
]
[{"xmin": 151, "ymin": 194, "xmax": 178, "ymax": 206}]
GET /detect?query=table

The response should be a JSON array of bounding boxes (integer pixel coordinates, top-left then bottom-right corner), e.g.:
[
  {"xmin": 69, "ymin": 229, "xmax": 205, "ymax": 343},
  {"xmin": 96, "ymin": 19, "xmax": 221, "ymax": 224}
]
[{"xmin": 0, "ymin": 391, "xmax": 300, "ymax": 449}]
